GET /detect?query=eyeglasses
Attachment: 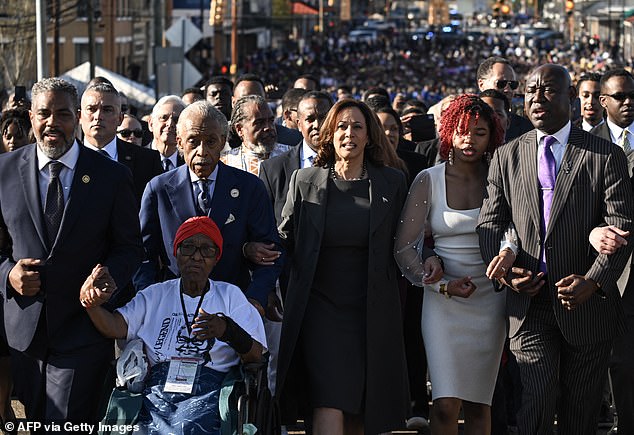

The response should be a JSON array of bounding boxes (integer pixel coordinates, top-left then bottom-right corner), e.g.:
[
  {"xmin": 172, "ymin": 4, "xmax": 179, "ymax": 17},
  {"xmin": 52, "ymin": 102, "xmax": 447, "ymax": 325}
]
[
  {"xmin": 117, "ymin": 129, "xmax": 143, "ymax": 138},
  {"xmin": 179, "ymin": 244, "xmax": 217, "ymax": 258},
  {"xmin": 495, "ymin": 80, "xmax": 520, "ymax": 90},
  {"xmin": 601, "ymin": 92, "xmax": 634, "ymax": 102}
]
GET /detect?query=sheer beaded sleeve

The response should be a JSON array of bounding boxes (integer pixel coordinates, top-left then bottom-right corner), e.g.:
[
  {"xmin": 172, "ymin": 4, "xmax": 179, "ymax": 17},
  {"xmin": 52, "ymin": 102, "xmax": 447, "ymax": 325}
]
[{"xmin": 394, "ymin": 169, "xmax": 434, "ymax": 287}]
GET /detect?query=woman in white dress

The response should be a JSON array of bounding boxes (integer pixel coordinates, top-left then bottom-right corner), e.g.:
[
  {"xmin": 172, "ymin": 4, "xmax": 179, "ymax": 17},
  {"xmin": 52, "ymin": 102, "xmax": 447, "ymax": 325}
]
[{"xmin": 395, "ymin": 94, "xmax": 511, "ymax": 435}]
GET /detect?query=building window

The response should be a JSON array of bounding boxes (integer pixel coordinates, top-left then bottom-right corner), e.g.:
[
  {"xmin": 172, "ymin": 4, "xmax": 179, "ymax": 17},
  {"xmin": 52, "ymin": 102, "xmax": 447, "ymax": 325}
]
[{"xmin": 75, "ymin": 43, "xmax": 103, "ymax": 65}]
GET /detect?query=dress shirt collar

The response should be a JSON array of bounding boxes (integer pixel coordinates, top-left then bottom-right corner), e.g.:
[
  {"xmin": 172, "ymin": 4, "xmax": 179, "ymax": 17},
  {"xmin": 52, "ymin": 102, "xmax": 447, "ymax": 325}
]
[
  {"xmin": 582, "ymin": 118, "xmax": 603, "ymax": 133},
  {"xmin": 536, "ymin": 121, "xmax": 571, "ymax": 148},
  {"xmin": 301, "ymin": 140, "xmax": 317, "ymax": 168},
  {"xmin": 37, "ymin": 139, "xmax": 80, "ymax": 171},
  {"xmin": 606, "ymin": 118, "xmax": 634, "ymax": 145},
  {"xmin": 84, "ymin": 136, "xmax": 118, "ymax": 160},
  {"xmin": 188, "ymin": 163, "xmax": 219, "ymax": 184}
]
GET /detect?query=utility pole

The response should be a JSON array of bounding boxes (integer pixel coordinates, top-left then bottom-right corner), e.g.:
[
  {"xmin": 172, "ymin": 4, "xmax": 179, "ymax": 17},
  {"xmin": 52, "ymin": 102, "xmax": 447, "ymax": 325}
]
[
  {"xmin": 88, "ymin": 0, "xmax": 96, "ymax": 79},
  {"xmin": 35, "ymin": 0, "xmax": 48, "ymax": 80},
  {"xmin": 53, "ymin": 0, "xmax": 60, "ymax": 76},
  {"xmin": 231, "ymin": 0, "xmax": 237, "ymax": 75}
]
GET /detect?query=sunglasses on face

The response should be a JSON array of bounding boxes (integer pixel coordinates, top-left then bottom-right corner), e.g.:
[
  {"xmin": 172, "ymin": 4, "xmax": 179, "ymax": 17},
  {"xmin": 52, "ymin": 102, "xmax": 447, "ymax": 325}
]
[
  {"xmin": 495, "ymin": 80, "xmax": 520, "ymax": 90},
  {"xmin": 117, "ymin": 129, "xmax": 143, "ymax": 138},
  {"xmin": 601, "ymin": 92, "xmax": 634, "ymax": 102}
]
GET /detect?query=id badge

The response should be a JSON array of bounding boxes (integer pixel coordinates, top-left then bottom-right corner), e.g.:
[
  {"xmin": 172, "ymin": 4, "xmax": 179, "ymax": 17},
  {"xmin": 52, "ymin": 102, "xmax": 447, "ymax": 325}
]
[{"xmin": 164, "ymin": 356, "xmax": 203, "ymax": 394}]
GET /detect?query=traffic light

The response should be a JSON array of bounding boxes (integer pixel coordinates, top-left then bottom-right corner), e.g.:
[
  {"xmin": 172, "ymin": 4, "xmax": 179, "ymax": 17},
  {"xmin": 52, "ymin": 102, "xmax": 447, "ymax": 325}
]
[
  {"xmin": 565, "ymin": 0, "xmax": 574, "ymax": 15},
  {"xmin": 210, "ymin": 0, "xmax": 225, "ymax": 26}
]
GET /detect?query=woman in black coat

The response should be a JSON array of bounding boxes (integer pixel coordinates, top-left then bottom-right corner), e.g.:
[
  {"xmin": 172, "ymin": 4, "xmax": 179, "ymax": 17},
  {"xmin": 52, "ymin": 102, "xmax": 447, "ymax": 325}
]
[{"xmin": 276, "ymin": 99, "xmax": 413, "ymax": 434}]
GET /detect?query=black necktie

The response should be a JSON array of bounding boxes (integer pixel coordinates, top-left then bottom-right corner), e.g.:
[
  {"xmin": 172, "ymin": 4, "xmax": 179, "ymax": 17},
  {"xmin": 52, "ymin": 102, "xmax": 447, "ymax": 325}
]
[
  {"xmin": 163, "ymin": 159, "xmax": 173, "ymax": 172},
  {"xmin": 44, "ymin": 161, "xmax": 65, "ymax": 248},
  {"xmin": 197, "ymin": 179, "xmax": 210, "ymax": 215}
]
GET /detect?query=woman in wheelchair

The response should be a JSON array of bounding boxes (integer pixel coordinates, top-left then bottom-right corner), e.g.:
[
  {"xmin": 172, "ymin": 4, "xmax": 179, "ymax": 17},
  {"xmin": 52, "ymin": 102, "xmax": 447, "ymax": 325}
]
[{"xmin": 80, "ymin": 216, "xmax": 267, "ymax": 434}]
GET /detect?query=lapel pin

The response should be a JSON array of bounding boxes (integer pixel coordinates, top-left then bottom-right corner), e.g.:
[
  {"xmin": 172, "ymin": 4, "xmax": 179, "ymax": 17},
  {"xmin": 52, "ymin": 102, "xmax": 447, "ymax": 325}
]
[
  {"xmin": 230, "ymin": 188, "xmax": 239, "ymax": 198},
  {"xmin": 125, "ymin": 155, "xmax": 132, "ymax": 161},
  {"xmin": 225, "ymin": 213, "xmax": 235, "ymax": 224},
  {"xmin": 382, "ymin": 196, "xmax": 388, "ymax": 203},
  {"xmin": 82, "ymin": 175, "xmax": 90, "ymax": 183}
]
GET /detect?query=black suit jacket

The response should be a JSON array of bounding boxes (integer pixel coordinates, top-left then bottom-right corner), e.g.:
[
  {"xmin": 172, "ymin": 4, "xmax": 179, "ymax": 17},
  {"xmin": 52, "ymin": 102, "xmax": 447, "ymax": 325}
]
[
  {"xmin": 116, "ymin": 138, "xmax": 163, "ymax": 205},
  {"xmin": 506, "ymin": 112, "xmax": 534, "ymax": 141},
  {"xmin": 0, "ymin": 144, "xmax": 143, "ymax": 353},
  {"xmin": 259, "ymin": 144, "xmax": 301, "ymax": 226}
]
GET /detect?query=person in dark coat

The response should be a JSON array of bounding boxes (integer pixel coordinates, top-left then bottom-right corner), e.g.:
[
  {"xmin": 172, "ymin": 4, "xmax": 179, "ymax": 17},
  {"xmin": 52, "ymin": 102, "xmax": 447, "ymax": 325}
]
[{"xmin": 276, "ymin": 99, "xmax": 412, "ymax": 434}]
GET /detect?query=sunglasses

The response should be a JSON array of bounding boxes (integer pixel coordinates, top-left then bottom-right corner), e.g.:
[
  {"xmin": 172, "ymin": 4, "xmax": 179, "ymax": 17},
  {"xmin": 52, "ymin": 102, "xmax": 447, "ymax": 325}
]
[
  {"xmin": 601, "ymin": 92, "xmax": 634, "ymax": 102},
  {"xmin": 496, "ymin": 80, "xmax": 520, "ymax": 90},
  {"xmin": 117, "ymin": 129, "xmax": 143, "ymax": 138}
]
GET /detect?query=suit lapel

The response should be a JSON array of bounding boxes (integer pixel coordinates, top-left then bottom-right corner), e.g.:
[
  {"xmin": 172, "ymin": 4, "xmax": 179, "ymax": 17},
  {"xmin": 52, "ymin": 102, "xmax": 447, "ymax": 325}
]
[
  {"xmin": 18, "ymin": 146, "xmax": 48, "ymax": 249},
  {"xmin": 545, "ymin": 128, "xmax": 587, "ymax": 240},
  {"xmin": 284, "ymin": 146, "xmax": 301, "ymax": 177},
  {"xmin": 305, "ymin": 167, "xmax": 328, "ymax": 237},
  {"xmin": 520, "ymin": 130, "xmax": 542, "ymax": 235},
  {"xmin": 368, "ymin": 164, "xmax": 392, "ymax": 234},
  {"xmin": 166, "ymin": 166, "xmax": 198, "ymax": 224},
  {"xmin": 116, "ymin": 139, "xmax": 135, "ymax": 172},
  {"xmin": 209, "ymin": 162, "xmax": 234, "ymax": 228}
]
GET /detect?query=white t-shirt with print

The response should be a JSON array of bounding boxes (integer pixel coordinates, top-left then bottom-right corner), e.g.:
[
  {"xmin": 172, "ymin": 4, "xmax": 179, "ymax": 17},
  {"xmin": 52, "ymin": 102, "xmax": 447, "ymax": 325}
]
[{"xmin": 116, "ymin": 279, "xmax": 267, "ymax": 373}]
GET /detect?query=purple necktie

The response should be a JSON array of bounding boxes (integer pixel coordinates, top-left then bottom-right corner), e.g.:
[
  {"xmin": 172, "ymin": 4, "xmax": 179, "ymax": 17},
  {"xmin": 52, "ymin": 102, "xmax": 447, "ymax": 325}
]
[{"xmin": 538, "ymin": 135, "xmax": 557, "ymax": 273}]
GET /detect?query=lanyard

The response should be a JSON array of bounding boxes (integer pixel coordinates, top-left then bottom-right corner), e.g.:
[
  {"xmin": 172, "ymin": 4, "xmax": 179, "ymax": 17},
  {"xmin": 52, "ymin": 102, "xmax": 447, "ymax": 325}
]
[{"xmin": 179, "ymin": 281, "xmax": 209, "ymax": 336}]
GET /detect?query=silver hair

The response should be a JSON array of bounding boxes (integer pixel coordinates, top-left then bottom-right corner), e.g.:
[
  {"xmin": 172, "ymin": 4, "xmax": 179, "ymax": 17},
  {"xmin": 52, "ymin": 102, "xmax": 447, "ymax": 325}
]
[
  {"xmin": 31, "ymin": 78, "xmax": 79, "ymax": 112},
  {"xmin": 177, "ymin": 100, "xmax": 229, "ymax": 138},
  {"xmin": 230, "ymin": 95, "xmax": 267, "ymax": 130},
  {"xmin": 151, "ymin": 95, "xmax": 186, "ymax": 119},
  {"xmin": 84, "ymin": 81, "xmax": 119, "ymax": 96}
]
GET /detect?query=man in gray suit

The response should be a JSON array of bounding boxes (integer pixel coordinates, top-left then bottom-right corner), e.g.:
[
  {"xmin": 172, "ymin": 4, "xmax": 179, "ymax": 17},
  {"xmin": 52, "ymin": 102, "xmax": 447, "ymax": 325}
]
[{"xmin": 477, "ymin": 64, "xmax": 634, "ymax": 434}]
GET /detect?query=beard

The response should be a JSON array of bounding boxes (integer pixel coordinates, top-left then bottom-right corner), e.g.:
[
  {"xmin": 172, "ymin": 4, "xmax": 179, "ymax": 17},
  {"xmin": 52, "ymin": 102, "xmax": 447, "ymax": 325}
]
[
  {"xmin": 249, "ymin": 141, "xmax": 276, "ymax": 156},
  {"xmin": 37, "ymin": 135, "xmax": 74, "ymax": 160}
]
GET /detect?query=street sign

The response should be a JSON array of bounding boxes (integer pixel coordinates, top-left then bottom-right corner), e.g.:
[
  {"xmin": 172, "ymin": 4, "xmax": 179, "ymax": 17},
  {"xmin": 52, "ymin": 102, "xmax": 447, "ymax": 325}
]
[
  {"xmin": 165, "ymin": 17, "xmax": 203, "ymax": 53},
  {"xmin": 183, "ymin": 58, "xmax": 203, "ymax": 88}
]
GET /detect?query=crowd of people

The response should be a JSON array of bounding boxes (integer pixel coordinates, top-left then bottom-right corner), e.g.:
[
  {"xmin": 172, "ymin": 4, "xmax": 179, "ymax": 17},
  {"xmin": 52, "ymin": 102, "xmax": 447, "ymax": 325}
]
[{"xmin": 0, "ymin": 47, "xmax": 633, "ymax": 435}]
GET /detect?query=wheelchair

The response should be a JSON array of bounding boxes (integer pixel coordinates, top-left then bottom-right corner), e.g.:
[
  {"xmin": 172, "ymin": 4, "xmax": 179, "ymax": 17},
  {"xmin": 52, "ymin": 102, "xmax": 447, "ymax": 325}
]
[{"xmin": 98, "ymin": 353, "xmax": 279, "ymax": 435}]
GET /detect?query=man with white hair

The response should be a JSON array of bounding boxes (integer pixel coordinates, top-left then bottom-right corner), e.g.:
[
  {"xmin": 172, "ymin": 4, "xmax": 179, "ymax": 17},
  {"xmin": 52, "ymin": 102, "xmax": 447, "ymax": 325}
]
[{"xmin": 147, "ymin": 95, "xmax": 186, "ymax": 171}]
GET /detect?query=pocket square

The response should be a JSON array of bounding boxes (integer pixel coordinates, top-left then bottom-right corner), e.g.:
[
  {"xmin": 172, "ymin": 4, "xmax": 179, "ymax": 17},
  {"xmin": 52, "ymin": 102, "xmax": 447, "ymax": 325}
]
[{"xmin": 225, "ymin": 213, "xmax": 235, "ymax": 225}]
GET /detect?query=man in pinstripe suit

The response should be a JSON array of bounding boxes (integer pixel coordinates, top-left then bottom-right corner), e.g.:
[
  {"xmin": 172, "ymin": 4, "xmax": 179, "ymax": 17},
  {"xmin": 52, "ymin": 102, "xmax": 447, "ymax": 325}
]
[{"xmin": 477, "ymin": 64, "xmax": 634, "ymax": 434}]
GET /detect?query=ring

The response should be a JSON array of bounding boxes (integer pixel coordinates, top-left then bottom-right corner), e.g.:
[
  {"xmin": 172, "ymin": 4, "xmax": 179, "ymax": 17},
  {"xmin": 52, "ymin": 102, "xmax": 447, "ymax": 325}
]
[
  {"xmin": 261, "ymin": 257, "xmax": 265, "ymax": 262},
  {"xmin": 501, "ymin": 266, "xmax": 506, "ymax": 272}
]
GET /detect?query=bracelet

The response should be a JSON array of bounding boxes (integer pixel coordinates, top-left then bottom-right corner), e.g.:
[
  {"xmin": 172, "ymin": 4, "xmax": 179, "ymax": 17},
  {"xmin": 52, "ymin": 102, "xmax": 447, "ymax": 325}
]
[
  {"xmin": 439, "ymin": 283, "xmax": 451, "ymax": 299},
  {"xmin": 242, "ymin": 242, "xmax": 249, "ymax": 258}
]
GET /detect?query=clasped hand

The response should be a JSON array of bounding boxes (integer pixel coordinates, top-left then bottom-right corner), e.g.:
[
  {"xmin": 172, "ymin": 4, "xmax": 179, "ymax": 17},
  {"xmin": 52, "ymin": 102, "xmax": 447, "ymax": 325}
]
[
  {"xmin": 80, "ymin": 264, "xmax": 117, "ymax": 308},
  {"xmin": 422, "ymin": 256, "xmax": 476, "ymax": 298},
  {"xmin": 191, "ymin": 309, "xmax": 227, "ymax": 340}
]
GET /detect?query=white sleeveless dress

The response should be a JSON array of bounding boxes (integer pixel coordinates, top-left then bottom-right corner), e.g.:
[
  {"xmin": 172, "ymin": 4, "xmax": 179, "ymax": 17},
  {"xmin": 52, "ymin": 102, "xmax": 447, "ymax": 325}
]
[{"xmin": 422, "ymin": 163, "xmax": 506, "ymax": 405}]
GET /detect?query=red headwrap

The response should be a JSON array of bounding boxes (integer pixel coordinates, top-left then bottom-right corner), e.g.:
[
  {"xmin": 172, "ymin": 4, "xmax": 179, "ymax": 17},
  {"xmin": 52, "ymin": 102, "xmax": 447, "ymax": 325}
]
[{"xmin": 173, "ymin": 216, "xmax": 223, "ymax": 261}]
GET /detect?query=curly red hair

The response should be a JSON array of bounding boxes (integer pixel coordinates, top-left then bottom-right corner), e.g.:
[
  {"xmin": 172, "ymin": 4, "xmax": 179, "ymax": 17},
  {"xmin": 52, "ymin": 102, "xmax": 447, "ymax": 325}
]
[{"xmin": 437, "ymin": 94, "xmax": 505, "ymax": 161}]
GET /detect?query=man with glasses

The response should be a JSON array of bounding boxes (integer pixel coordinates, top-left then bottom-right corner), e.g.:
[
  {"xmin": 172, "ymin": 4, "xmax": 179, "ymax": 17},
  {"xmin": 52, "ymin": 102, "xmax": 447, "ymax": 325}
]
[
  {"xmin": 79, "ymin": 82, "xmax": 162, "ymax": 204},
  {"xmin": 135, "ymin": 101, "xmax": 283, "ymax": 326},
  {"xmin": 148, "ymin": 95, "xmax": 186, "ymax": 172},
  {"xmin": 117, "ymin": 114, "xmax": 145, "ymax": 146},
  {"xmin": 477, "ymin": 56, "xmax": 533, "ymax": 141},
  {"xmin": 591, "ymin": 69, "xmax": 634, "ymax": 165},
  {"xmin": 589, "ymin": 69, "xmax": 634, "ymax": 434}
]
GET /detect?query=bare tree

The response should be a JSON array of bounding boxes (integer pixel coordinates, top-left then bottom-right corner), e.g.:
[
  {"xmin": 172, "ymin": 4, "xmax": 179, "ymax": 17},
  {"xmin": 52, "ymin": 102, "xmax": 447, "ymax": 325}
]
[{"xmin": 0, "ymin": 0, "xmax": 37, "ymax": 87}]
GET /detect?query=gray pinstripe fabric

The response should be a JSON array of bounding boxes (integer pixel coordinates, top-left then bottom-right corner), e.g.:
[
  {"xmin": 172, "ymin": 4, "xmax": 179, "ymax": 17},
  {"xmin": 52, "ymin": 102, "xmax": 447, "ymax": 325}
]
[{"xmin": 477, "ymin": 126, "xmax": 634, "ymax": 433}]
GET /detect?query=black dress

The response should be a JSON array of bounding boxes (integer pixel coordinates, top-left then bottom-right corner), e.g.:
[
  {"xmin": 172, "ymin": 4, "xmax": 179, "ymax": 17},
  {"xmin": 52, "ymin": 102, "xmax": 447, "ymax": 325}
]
[{"xmin": 300, "ymin": 178, "xmax": 370, "ymax": 413}]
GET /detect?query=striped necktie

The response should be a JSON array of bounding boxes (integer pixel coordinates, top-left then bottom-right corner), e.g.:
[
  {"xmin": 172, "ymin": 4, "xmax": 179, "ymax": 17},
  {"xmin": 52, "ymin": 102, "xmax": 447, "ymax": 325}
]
[{"xmin": 620, "ymin": 128, "xmax": 631, "ymax": 153}]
